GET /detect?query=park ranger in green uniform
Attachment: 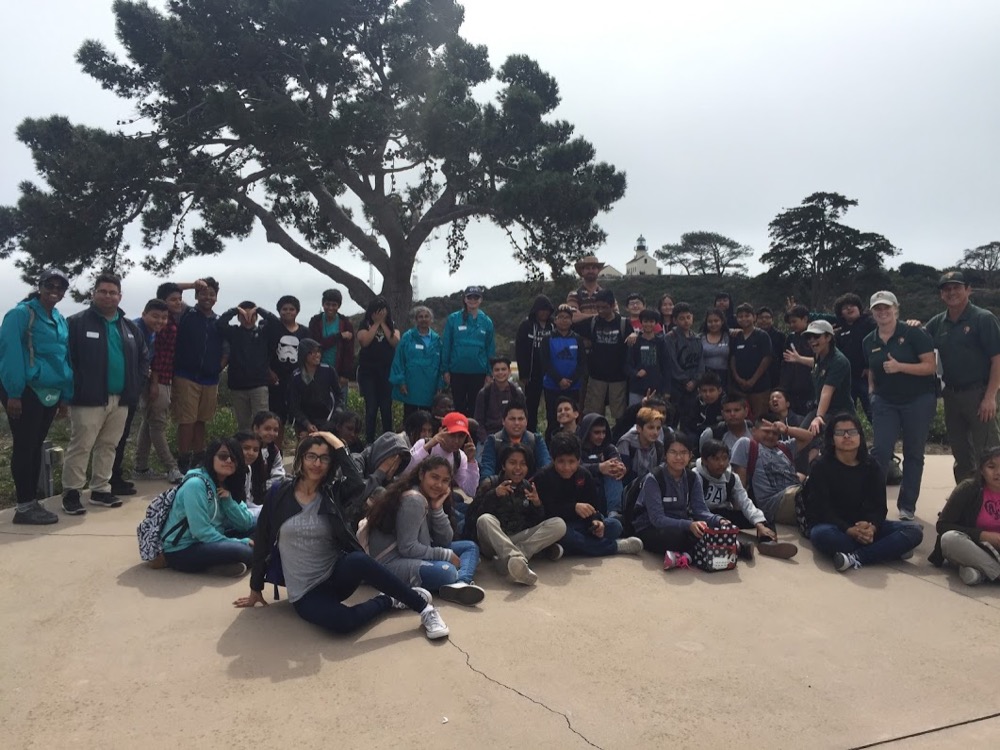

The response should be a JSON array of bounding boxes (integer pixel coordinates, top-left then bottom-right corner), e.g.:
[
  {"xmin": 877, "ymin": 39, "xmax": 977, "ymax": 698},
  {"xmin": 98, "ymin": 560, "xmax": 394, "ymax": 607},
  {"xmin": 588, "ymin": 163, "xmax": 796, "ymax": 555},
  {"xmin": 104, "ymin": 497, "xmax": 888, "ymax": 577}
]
[
  {"xmin": 803, "ymin": 319, "xmax": 854, "ymax": 436},
  {"xmin": 925, "ymin": 271, "xmax": 1000, "ymax": 482}
]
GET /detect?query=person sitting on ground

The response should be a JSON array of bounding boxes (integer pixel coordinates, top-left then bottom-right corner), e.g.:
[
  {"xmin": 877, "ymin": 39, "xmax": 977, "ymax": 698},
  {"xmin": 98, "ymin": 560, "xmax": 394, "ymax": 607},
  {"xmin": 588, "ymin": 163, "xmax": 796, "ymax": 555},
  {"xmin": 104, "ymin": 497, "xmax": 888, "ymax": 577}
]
[
  {"xmin": 326, "ymin": 409, "xmax": 364, "ymax": 453},
  {"xmin": 533, "ymin": 432, "xmax": 643, "ymax": 557},
  {"xmin": 235, "ymin": 430, "xmax": 265, "ymax": 518},
  {"xmin": 805, "ymin": 414, "xmax": 923, "ymax": 573},
  {"xmin": 617, "ymin": 406, "xmax": 670, "ymax": 488},
  {"xmin": 546, "ymin": 395, "xmax": 580, "ymax": 442},
  {"xmin": 234, "ymin": 431, "xmax": 450, "ymax": 641},
  {"xmin": 429, "ymin": 392, "xmax": 454, "ymax": 433},
  {"xmin": 410, "ymin": 411, "xmax": 480, "ymax": 499},
  {"xmin": 352, "ymin": 430, "xmax": 413, "ymax": 513},
  {"xmin": 730, "ymin": 414, "xmax": 815, "ymax": 528},
  {"xmin": 631, "ymin": 433, "xmax": 741, "ymax": 568},
  {"xmin": 251, "ymin": 410, "xmax": 286, "ymax": 494},
  {"xmin": 626, "ymin": 309, "xmax": 669, "ymax": 406},
  {"xmin": 473, "ymin": 356, "xmax": 524, "ymax": 444},
  {"xmin": 767, "ymin": 389, "xmax": 804, "ymax": 429},
  {"xmin": 611, "ymin": 394, "xmax": 670, "ymax": 444},
  {"xmin": 696, "ymin": 439, "xmax": 798, "ymax": 559},
  {"xmin": 288, "ymin": 338, "xmax": 345, "ymax": 439},
  {"xmin": 929, "ymin": 446, "xmax": 1000, "ymax": 586},
  {"xmin": 398, "ymin": 409, "xmax": 435, "ymax": 449},
  {"xmin": 365, "ymin": 456, "xmax": 486, "ymax": 606},
  {"xmin": 161, "ymin": 437, "xmax": 255, "ymax": 576},
  {"xmin": 465, "ymin": 444, "xmax": 567, "ymax": 585},
  {"xmin": 577, "ymin": 412, "xmax": 626, "ymax": 518},
  {"xmin": 681, "ymin": 370, "xmax": 724, "ymax": 447},
  {"xmin": 480, "ymin": 402, "xmax": 552, "ymax": 478},
  {"xmin": 699, "ymin": 392, "xmax": 752, "ymax": 453}
]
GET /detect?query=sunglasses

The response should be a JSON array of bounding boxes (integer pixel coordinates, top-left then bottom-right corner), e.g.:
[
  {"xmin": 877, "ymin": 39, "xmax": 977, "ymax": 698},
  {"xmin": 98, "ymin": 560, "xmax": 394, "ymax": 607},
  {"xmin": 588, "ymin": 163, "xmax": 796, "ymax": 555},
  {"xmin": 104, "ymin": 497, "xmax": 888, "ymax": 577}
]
[
  {"xmin": 42, "ymin": 281, "xmax": 68, "ymax": 291},
  {"xmin": 215, "ymin": 452, "xmax": 236, "ymax": 462}
]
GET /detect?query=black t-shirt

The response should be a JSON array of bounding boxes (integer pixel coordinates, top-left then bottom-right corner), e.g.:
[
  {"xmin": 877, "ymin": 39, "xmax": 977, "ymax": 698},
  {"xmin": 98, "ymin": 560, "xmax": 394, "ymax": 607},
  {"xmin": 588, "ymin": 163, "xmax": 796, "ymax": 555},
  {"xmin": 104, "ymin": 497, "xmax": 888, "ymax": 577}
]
[
  {"xmin": 357, "ymin": 322, "xmax": 395, "ymax": 375},
  {"xmin": 729, "ymin": 328, "xmax": 772, "ymax": 391},
  {"xmin": 267, "ymin": 321, "xmax": 309, "ymax": 383},
  {"xmin": 575, "ymin": 314, "xmax": 628, "ymax": 382}
]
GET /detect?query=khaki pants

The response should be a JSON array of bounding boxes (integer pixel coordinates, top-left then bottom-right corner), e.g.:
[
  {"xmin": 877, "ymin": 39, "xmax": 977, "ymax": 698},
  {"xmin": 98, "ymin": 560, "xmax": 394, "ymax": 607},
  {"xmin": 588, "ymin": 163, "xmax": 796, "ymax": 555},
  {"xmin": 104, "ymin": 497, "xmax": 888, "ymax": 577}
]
[
  {"xmin": 136, "ymin": 384, "xmax": 177, "ymax": 472},
  {"xmin": 940, "ymin": 530, "xmax": 1000, "ymax": 581},
  {"xmin": 63, "ymin": 395, "xmax": 129, "ymax": 493},
  {"xmin": 231, "ymin": 386, "xmax": 270, "ymax": 432},
  {"xmin": 583, "ymin": 379, "xmax": 628, "ymax": 421},
  {"xmin": 476, "ymin": 514, "xmax": 567, "ymax": 571}
]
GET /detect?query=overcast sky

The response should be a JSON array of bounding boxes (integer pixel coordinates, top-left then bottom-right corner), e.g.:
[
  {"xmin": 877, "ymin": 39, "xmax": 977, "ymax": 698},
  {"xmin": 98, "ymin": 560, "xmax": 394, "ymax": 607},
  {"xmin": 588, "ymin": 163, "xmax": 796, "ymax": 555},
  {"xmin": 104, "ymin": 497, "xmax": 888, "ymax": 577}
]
[{"xmin": 2, "ymin": 0, "xmax": 997, "ymax": 316}]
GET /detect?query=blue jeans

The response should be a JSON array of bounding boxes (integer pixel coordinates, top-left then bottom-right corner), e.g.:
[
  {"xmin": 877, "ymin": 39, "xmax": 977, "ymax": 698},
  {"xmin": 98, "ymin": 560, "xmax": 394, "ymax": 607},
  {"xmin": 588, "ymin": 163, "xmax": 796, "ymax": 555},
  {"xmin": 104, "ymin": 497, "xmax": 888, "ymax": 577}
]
[
  {"xmin": 603, "ymin": 476, "xmax": 623, "ymax": 515},
  {"xmin": 292, "ymin": 551, "xmax": 427, "ymax": 634},
  {"xmin": 870, "ymin": 392, "xmax": 937, "ymax": 514},
  {"xmin": 418, "ymin": 540, "xmax": 480, "ymax": 589},
  {"xmin": 560, "ymin": 517, "xmax": 624, "ymax": 557},
  {"xmin": 810, "ymin": 521, "xmax": 923, "ymax": 566},
  {"xmin": 164, "ymin": 540, "xmax": 254, "ymax": 573},
  {"xmin": 852, "ymin": 375, "xmax": 873, "ymax": 422}
]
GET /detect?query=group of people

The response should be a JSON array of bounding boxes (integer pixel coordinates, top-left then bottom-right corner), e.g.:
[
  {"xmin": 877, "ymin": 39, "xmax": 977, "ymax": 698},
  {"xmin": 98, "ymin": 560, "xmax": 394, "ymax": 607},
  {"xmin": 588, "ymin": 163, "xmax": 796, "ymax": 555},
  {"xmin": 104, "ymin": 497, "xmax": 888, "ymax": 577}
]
[{"xmin": 3, "ymin": 260, "xmax": 1000, "ymax": 642}]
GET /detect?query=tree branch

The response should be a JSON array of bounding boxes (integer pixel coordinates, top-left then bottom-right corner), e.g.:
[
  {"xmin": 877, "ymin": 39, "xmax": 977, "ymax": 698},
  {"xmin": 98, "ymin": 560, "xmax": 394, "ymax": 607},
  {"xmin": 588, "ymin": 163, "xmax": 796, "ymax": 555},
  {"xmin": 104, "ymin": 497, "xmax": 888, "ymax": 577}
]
[{"xmin": 299, "ymin": 174, "xmax": 392, "ymax": 273}]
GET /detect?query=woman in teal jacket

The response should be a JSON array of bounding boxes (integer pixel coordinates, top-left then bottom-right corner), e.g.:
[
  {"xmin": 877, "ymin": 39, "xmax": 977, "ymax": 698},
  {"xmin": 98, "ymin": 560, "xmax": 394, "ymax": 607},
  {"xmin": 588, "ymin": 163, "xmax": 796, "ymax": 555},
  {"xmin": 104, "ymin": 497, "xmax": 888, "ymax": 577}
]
[
  {"xmin": 442, "ymin": 286, "xmax": 495, "ymax": 417},
  {"xmin": 390, "ymin": 305, "xmax": 444, "ymax": 416},
  {"xmin": 162, "ymin": 437, "xmax": 256, "ymax": 576},
  {"xmin": 0, "ymin": 269, "xmax": 74, "ymax": 525}
]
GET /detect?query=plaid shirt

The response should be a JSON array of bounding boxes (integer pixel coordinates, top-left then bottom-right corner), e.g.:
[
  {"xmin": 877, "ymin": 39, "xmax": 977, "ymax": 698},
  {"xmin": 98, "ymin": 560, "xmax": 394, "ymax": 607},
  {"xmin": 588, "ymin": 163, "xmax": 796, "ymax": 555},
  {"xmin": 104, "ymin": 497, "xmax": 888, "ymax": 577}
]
[{"xmin": 152, "ymin": 314, "xmax": 177, "ymax": 385}]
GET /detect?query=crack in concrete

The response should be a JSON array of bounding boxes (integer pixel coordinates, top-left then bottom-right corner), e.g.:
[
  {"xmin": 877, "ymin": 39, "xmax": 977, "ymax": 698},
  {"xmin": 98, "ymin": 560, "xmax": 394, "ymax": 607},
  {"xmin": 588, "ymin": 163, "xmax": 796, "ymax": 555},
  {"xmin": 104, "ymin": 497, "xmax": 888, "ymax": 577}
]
[
  {"xmin": 847, "ymin": 709, "xmax": 1000, "ymax": 748},
  {"xmin": 887, "ymin": 561, "xmax": 1000, "ymax": 610},
  {"xmin": 448, "ymin": 639, "xmax": 605, "ymax": 750}
]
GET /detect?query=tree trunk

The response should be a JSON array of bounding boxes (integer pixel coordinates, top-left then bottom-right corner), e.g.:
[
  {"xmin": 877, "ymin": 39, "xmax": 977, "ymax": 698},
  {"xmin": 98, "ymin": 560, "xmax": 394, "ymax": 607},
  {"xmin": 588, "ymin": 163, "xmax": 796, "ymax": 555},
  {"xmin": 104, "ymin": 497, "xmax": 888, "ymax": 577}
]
[{"xmin": 380, "ymin": 261, "xmax": 415, "ymax": 321}]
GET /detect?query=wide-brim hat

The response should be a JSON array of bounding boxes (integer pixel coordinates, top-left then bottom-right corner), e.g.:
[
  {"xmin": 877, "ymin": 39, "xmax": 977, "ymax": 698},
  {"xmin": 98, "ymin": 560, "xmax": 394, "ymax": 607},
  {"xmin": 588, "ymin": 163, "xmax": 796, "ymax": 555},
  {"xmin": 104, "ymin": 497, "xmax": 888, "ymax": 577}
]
[{"xmin": 574, "ymin": 255, "xmax": 606, "ymax": 275}]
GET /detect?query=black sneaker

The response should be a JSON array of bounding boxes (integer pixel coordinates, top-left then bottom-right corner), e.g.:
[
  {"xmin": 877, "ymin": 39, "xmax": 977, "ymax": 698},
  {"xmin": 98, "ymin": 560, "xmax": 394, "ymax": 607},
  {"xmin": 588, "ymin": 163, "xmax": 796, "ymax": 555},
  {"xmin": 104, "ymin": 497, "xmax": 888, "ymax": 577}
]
[
  {"xmin": 62, "ymin": 490, "xmax": 87, "ymax": 515},
  {"xmin": 13, "ymin": 503, "xmax": 59, "ymax": 525},
  {"xmin": 737, "ymin": 540, "xmax": 755, "ymax": 561},
  {"xmin": 110, "ymin": 480, "xmax": 137, "ymax": 496},
  {"xmin": 89, "ymin": 491, "xmax": 123, "ymax": 508}
]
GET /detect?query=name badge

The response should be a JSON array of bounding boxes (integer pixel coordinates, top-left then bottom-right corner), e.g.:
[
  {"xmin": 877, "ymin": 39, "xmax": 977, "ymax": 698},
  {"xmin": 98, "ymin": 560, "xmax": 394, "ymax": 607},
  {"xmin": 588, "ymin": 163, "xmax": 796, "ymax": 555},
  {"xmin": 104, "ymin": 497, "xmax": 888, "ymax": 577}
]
[
  {"xmin": 458, "ymin": 326, "xmax": 467, "ymax": 331},
  {"xmin": 569, "ymin": 345, "xmax": 578, "ymax": 350},
  {"xmin": 414, "ymin": 344, "xmax": 424, "ymax": 350},
  {"xmin": 737, "ymin": 344, "xmax": 745, "ymax": 350},
  {"xmin": 641, "ymin": 345, "xmax": 650, "ymax": 350},
  {"xmin": 126, "ymin": 333, "xmax": 134, "ymax": 339},
  {"xmin": 86, "ymin": 331, "xmax": 100, "ymax": 339},
  {"xmin": 870, "ymin": 347, "xmax": 882, "ymax": 353}
]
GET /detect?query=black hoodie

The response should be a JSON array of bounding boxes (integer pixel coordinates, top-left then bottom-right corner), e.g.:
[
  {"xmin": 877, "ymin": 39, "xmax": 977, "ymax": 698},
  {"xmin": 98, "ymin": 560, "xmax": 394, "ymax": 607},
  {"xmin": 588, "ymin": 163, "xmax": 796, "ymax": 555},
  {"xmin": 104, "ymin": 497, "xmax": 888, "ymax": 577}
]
[{"xmin": 515, "ymin": 295, "xmax": 555, "ymax": 381}]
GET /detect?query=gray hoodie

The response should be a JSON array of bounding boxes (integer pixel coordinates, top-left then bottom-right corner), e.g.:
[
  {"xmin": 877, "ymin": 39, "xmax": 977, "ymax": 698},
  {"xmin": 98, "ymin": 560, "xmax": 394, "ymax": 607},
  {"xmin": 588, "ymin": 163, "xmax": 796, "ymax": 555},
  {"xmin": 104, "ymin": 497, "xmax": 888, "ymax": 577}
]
[
  {"xmin": 694, "ymin": 458, "xmax": 765, "ymax": 526},
  {"xmin": 351, "ymin": 432, "xmax": 413, "ymax": 505}
]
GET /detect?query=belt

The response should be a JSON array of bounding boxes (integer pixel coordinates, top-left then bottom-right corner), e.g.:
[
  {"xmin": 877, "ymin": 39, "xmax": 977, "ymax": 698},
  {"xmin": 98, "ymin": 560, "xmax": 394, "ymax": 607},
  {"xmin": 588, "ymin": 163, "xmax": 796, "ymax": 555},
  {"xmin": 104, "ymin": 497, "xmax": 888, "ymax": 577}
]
[{"xmin": 944, "ymin": 381, "xmax": 986, "ymax": 393}]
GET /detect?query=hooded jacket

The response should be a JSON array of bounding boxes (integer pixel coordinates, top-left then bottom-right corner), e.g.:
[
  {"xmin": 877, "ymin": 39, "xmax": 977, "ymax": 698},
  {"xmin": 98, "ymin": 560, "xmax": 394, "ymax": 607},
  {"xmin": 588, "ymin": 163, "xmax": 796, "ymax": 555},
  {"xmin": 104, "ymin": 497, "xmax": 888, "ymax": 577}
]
[
  {"xmin": 442, "ymin": 308, "xmax": 495, "ymax": 375},
  {"xmin": 218, "ymin": 307, "xmax": 278, "ymax": 390},
  {"xmin": 616, "ymin": 425, "xmax": 668, "ymax": 487},
  {"xmin": 389, "ymin": 326, "xmax": 443, "ymax": 406},
  {"xmin": 0, "ymin": 297, "xmax": 74, "ymax": 404},
  {"xmin": 464, "ymin": 474, "xmax": 550, "ymax": 544},
  {"xmin": 288, "ymin": 363, "xmax": 344, "ymax": 431},
  {"xmin": 351, "ymin": 432, "xmax": 414, "ymax": 505},
  {"xmin": 633, "ymin": 466, "xmax": 721, "ymax": 533},
  {"xmin": 307, "ymin": 311, "xmax": 355, "ymax": 380},
  {"xmin": 695, "ymin": 458, "xmax": 765, "ymax": 526},
  {"xmin": 410, "ymin": 436, "xmax": 480, "ymax": 497},
  {"xmin": 577, "ymin": 413, "xmax": 619, "ymax": 470},
  {"xmin": 162, "ymin": 468, "xmax": 255, "ymax": 553},
  {"xmin": 174, "ymin": 306, "xmax": 224, "ymax": 385},
  {"xmin": 515, "ymin": 296, "xmax": 554, "ymax": 382}
]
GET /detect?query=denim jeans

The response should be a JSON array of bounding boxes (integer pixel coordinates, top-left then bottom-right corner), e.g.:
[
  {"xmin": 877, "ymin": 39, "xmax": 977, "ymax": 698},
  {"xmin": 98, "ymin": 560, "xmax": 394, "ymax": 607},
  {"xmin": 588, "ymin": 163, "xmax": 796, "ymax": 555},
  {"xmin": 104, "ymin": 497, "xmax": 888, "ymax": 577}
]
[
  {"xmin": 870, "ymin": 392, "xmax": 937, "ymax": 514},
  {"xmin": 809, "ymin": 521, "xmax": 923, "ymax": 565},
  {"xmin": 560, "ymin": 517, "xmax": 624, "ymax": 557},
  {"xmin": 851, "ymin": 375, "xmax": 873, "ymax": 422},
  {"xmin": 418, "ymin": 540, "xmax": 480, "ymax": 589},
  {"xmin": 603, "ymin": 476, "xmax": 623, "ymax": 515},
  {"xmin": 292, "ymin": 551, "xmax": 427, "ymax": 634},
  {"xmin": 164, "ymin": 540, "xmax": 254, "ymax": 573}
]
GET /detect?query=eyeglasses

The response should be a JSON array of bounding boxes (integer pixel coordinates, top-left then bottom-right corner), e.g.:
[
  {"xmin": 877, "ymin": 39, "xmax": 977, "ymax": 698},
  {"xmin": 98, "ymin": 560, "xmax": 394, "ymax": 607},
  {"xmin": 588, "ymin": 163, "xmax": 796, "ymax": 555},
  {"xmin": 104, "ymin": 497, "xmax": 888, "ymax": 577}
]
[
  {"xmin": 215, "ymin": 453, "xmax": 236, "ymax": 462},
  {"xmin": 833, "ymin": 428, "xmax": 861, "ymax": 437},
  {"xmin": 667, "ymin": 450, "xmax": 691, "ymax": 458},
  {"xmin": 41, "ymin": 281, "xmax": 68, "ymax": 291},
  {"xmin": 303, "ymin": 453, "xmax": 332, "ymax": 465}
]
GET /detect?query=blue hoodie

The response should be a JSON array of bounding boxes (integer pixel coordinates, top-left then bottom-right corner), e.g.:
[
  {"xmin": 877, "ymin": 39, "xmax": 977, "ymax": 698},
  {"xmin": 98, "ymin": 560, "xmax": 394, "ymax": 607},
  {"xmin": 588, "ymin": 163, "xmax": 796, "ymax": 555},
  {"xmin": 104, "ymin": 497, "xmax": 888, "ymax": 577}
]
[
  {"xmin": 161, "ymin": 468, "xmax": 255, "ymax": 553},
  {"xmin": 0, "ymin": 297, "xmax": 73, "ymax": 405}
]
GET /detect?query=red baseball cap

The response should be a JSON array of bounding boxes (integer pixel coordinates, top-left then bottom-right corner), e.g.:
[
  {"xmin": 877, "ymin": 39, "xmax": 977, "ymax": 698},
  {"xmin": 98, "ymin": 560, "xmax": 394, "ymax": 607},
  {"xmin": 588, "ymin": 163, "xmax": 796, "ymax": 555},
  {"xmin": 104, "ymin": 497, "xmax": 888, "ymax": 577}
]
[{"xmin": 441, "ymin": 412, "xmax": 470, "ymax": 435}]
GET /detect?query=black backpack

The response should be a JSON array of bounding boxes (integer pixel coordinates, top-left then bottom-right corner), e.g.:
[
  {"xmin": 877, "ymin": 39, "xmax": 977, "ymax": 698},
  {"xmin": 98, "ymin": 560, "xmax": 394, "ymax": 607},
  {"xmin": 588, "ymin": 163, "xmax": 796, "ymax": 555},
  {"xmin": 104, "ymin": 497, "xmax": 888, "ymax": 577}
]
[{"xmin": 622, "ymin": 465, "xmax": 696, "ymax": 536}]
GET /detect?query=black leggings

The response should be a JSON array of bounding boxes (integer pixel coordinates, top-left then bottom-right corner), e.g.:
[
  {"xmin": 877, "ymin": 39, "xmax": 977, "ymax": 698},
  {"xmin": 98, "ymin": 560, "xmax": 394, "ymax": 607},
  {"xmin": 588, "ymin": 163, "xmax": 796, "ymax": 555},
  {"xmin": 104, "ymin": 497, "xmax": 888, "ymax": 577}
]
[
  {"xmin": 450, "ymin": 372, "xmax": 485, "ymax": 417},
  {"xmin": 0, "ymin": 385, "xmax": 58, "ymax": 503},
  {"xmin": 292, "ymin": 551, "xmax": 427, "ymax": 634},
  {"xmin": 358, "ymin": 369, "xmax": 393, "ymax": 443}
]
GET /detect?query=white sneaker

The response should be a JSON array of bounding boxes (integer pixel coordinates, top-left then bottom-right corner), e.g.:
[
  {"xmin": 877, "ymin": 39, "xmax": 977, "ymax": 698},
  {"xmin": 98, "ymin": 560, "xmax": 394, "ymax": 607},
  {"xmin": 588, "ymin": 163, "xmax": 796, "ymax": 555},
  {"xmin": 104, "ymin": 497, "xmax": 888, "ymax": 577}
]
[
  {"xmin": 420, "ymin": 607, "xmax": 450, "ymax": 640},
  {"xmin": 438, "ymin": 581, "xmax": 486, "ymax": 606},
  {"xmin": 833, "ymin": 552, "xmax": 862, "ymax": 572},
  {"xmin": 507, "ymin": 556, "xmax": 538, "ymax": 585},
  {"xmin": 898, "ymin": 508, "xmax": 916, "ymax": 521},
  {"xmin": 959, "ymin": 566, "xmax": 985, "ymax": 586},
  {"xmin": 391, "ymin": 587, "xmax": 432, "ymax": 610},
  {"xmin": 616, "ymin": 537, "xmax": 644, "ymax": 555},
  {"xmin": 166, "ymin": 468, "xmax": 185, "ymax": 484}
]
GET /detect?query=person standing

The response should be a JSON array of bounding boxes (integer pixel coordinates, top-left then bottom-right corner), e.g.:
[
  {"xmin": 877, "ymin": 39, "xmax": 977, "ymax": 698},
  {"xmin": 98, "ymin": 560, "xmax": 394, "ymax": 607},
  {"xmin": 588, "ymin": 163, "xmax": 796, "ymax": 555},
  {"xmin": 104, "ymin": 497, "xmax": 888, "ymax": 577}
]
[
  {"xmin": 61, "ymin": 272, "xmax": 146, "ymax": 514},
  {"xmin": 308, "ymin": 289, "xmax": 355, "ymax": 392},
  {"xmin": 756, "ymin": 306, "xmax": 785, "ymax": 390},
  {"xmin": 925, "ymin": 271, "xmax": 1000, "ymax": 483},
  {"xmin": 729, "ymin": 303, "xmax": 773, "ymax": 419},
  {"xmin": 577, "ymin": 289, "xmax": 629, "ymax": 421},
  {"xmin": 390, "ymin": 305, "xmax": 444, "ymax": 417},
  {"xmin": 442, "ymin": 286, "xmax": 495, "ymax": 417},
  {"xmin": 514, "ymin": 295, "xmax": 554, "ymax": 432},
  {"xmin": 540, "ymin": 305, "xmax": 587, "ymax": 432},
  {"xmin": 803, "ymin": 319, "xmax": 854, "ymax": 436},
  {"xmin": 219, "ymin": 301, "xmax": 278, "ymax": 432},
  {"xmin": 0, "ymin": 268, "xmax": 74, "ymax": 524},
  {"xmin": 834, "ymin": 293, "xmax": 876, "ymax": 422},
  {"xmin": 173, "ymin": 277, "xmax": 224, "ymax": 472},
  {"xmin": 566, "ymin": 255, "xmax": 607, "ymax": 323},
  {"xmin": 779, "ymin": 305, "xmax": 814, "ymax": 415},
  {"xmin": 356, "ymin": 296, "xmax": 401, "ymax": 443},
  {"xmin": 266, "ymin": 294, "xmax": 308, "ymax": 439},
  {"xmin": 863, "ymin": 291, "xmax": 938, "ymax": 521}
]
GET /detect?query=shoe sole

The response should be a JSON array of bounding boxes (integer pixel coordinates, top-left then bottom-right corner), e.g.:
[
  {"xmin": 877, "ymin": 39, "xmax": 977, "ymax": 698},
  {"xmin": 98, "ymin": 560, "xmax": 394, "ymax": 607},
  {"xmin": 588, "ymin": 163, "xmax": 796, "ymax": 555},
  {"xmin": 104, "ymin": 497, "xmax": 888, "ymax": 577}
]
[
  {"xmin": 62, "ymin": 504, "xmax": 87, "ymax": 516},
  {"xmin": 13, "ymin": 513, "xmax": 59, "ymax": 525},
  {"xmin": 438, "ymin": 584, "xmax": 485, "ymax": 606},
  {"xmin": 111, "ymin": 488, "xmax": 138, "ymax": 496},
  {"xmin": 547, "ymin": 545, "xmax": 564, "ymax": 562},
  {"xmin": 425, "ymin": 626, "xmax": 450, "ymax": 640},
  {"xmin": 758, "ymin": 542, "xmax": 798, "ymax": 560},
  {"xmin": 507, "ymin": 557, "xmax": 537, "ymax": 585},
  {"xmin": 89, "ymin": 497, "xmax": 123, "ymax": 507}
]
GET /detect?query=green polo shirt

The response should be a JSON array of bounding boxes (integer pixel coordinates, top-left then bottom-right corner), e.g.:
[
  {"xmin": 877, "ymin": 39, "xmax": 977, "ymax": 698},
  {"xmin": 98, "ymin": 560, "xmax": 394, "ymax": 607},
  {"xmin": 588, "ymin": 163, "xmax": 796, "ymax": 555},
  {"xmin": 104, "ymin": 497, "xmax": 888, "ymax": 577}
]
[
  {"xmin": 105, "ymin": 313, "xmax": 125, "ymax": 395},
  {"xmin": 812, "ymin": 346, "xmax": 853, "ymax": 416},
  {"xmin": 863, "ymin": 323, "xmax": 937, "ymax": 404},
  {"xmin": 925, "ymin": 303, "xmax": 1000, "ymax": 388}
]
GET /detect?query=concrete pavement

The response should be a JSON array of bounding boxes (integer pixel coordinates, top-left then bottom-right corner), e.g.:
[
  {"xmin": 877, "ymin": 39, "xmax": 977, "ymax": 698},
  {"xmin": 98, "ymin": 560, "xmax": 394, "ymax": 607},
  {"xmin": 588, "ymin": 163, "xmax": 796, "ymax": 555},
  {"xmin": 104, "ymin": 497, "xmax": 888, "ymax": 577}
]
[{"xmin": 2, "ymin": 455, "xmax": 999, "ymax": 749}]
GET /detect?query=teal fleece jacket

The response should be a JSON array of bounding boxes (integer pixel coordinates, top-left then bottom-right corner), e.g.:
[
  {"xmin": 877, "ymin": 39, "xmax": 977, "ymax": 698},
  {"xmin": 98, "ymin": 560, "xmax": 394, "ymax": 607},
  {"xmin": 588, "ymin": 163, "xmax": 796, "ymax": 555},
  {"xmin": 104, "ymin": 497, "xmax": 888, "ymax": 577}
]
[
  {"xmin": 442, "ymin": 309, "xmax": 495, "ymax": 375},
  {"xmin": 161, "ymin": 469, "xmax": 255, "ymax": 553},
  {"xmin": 0, "ymin": 298, "xmax": 74, "ymax": 404}
]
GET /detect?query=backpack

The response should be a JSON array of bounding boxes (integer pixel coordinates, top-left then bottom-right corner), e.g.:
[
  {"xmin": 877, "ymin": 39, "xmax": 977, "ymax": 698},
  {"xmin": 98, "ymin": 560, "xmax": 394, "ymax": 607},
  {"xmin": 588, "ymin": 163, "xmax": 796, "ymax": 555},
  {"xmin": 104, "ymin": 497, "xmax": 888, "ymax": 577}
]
[
  {"xmin": 743, "ymin": 439, "xmax": 792, "ymax": 501},
  {"xmin": 622, "ymin": 465, "xmax": 696, "ymax": 536},
  {"xmin": 136, "ymin": 475, "xmax": 212, "ymax": 567}
]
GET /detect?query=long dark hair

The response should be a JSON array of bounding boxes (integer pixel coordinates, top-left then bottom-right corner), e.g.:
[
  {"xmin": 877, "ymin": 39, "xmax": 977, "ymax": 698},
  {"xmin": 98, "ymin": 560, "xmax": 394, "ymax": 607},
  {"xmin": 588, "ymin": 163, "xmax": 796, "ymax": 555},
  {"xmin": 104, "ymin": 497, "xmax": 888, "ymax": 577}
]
[
  {"xmin": 202, "ymin": 437, "xmax": 248, "ymax": 501},
  {"xmin": 365, "ymin": 456, "xmax": 454, "ymax": 534},
  {"xmin": 292, "ymin": 436, "xmax": 340, "ymax": 483},
  {"xmin": 363, "ymin": 295, "xmax": 395, "ymax": 332},
  {"xmin": 402, "ymin": 409, "xmax": 434, "ymax": 447},
  {"xmin": 823, "ymin": 413, "xmax": 871, "ymax": 464},
  {"xmin": 234, "ymin": 431, "xmax": 265, "ymax": 501}
]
